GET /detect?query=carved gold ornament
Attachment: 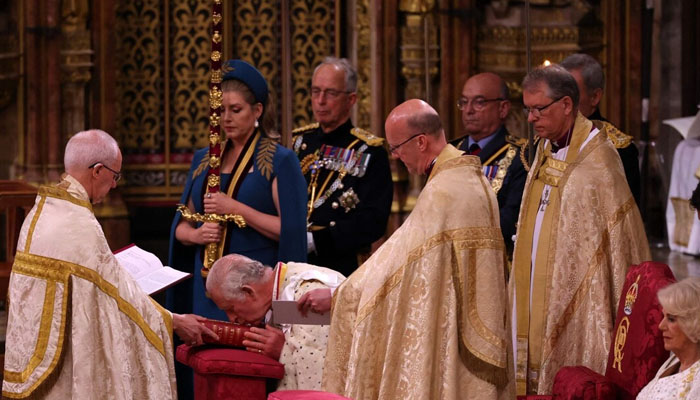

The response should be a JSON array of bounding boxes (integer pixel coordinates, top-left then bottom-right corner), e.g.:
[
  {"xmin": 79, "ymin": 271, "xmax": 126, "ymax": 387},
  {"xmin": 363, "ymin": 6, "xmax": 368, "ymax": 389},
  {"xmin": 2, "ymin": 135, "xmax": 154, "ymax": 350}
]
[
  {"xmin": 211, "ymin": 50, "xmax": 221, "ymax": 62},
  {"xmin": 207, "ymin": 175, "xmax": 220, "ymax": 187},
  {"xmin": 209, "ymin": 133, "xmax": 220, "ymax": 145},
  {"xmin": 208, "ymin": 155, "xmax": 221, "ymax": 168},
  {"xmin": 176, "ymin": 204, "xmax": 246, "ymax": 228},
  {"xmin": 210, "ymin": 86, "xmax": 222, "ymax": 109},
  {"xmin": 212, "ymin": 12, "xmax": 222, "ymax": 25},
  {"xmin": 212, "ymin": 31, "xmax": 222, "ymax": 44},
  {"xmin": 210, "ymin": 112, "xmax": 220, "ymax": 127},
  {"xmin": 211, "ymin": 70, "xmax": 222, "ymax": 84}
]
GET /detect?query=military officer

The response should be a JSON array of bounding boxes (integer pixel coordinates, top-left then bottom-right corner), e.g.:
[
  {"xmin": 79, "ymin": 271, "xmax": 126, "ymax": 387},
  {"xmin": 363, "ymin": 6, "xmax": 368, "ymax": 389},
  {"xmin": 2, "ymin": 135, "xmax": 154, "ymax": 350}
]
[
  {"xmin": 450, "ymin": 72, "xmax": 528, "ymax": 256},
  {"xmin": 292, "ymin": 57, "xmax": 393, "ymax": 277},
  {"xmin": 561, "ymin": 53, "xmax": 641, "ymax": 205}
]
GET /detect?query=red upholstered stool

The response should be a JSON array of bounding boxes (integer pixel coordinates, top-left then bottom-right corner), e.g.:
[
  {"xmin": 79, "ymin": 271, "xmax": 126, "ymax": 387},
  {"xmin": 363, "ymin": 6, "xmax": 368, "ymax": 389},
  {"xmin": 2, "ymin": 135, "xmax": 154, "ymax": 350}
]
[
  {"xmin": 176, "ymin": 344, "xmax": 285, "ymax": 400},
  {"xmin": 268, "ymin": 390, "xmax": 353, "ymax": 400}
]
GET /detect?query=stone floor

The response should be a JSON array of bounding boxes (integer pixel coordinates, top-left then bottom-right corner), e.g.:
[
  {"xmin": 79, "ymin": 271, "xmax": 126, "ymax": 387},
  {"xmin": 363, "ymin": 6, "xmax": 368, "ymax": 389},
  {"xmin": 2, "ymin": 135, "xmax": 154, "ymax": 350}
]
[{"xmin": 652, "ymin": 244, "xmax": 700, "ymax": 281}]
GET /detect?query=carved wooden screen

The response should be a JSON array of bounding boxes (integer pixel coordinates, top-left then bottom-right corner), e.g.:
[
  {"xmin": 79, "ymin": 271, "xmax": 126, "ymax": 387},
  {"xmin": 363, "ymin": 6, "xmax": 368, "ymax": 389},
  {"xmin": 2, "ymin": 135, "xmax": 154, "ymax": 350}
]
[{"xmin": 114, "ymin": 0, "xmax": 341, "ymax": 204}]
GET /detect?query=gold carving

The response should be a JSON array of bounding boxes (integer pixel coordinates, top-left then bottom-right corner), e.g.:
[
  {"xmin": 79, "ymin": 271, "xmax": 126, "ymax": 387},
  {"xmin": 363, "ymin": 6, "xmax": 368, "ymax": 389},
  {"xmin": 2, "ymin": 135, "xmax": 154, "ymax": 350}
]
[
  {"xmin": 172, "ymin": 0, "xmax": 210, "ymax": 149},
  {"xmin": 211, "ymin": 70, "xmax": 222, "ymax": 83},
  {"xmin": 289, "ymin": 0, "xmax": 334, "ymax": 126},
  {"xmin": 209, "ymin": 133, "xmax": 220, "ymax": 145},
  {"xmin": 176, "ymin": 204, "xmax": 246, "ymax": 227},
  {"xmin": 210, "ymin": 86, "xmax": 223, "ymax": 109},
  {"xmin": 210, "ymin": 113, "xmax": 220, "ymax": 127},
  {"xmin": 356, "ymin": 0, "xmax": 371, "ymax": 129},
  {"xmin": 212, "ymin": 31, "xmax": 222, "ymax": 44},
  {"xmin": 115, "ymin": 0, "xmax": 162, "ymax": 150},
  {"xmin": 207, "ymin": 175, "xmax": 220, "ymax": 187},
  {"xmin": 211, "ymin": 50, "xmax": 221, "ymax": 61},
  {"xmin": 212, "ymin": 12, "xmax": 222, "ymax": 25},
  {"xmin": 208, "ymin": 155, "xmax": 220, "ymax": 168}
]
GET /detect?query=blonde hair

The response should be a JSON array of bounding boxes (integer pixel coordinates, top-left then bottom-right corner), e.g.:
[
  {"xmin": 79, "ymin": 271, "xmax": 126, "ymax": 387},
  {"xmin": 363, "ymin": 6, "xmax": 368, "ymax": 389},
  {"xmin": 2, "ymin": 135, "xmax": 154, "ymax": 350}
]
[{"xmin": 658, "ymin": 277, "xmax": 700, "ymax": 343}]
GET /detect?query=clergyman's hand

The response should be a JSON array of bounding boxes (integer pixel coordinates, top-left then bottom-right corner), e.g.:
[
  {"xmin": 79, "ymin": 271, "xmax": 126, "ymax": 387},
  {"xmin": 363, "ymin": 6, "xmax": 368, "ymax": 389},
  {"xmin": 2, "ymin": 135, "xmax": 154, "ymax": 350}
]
[
  {"xmin": 173, "ymin": 313, "xmax": 219, "ymax": 346},
  {"xmin": 242, "ymin": 324, "xmax": 285, "ymax": 360},
  {"xmin": 297, "ymin": 288, "xmax": 332, "ymax": 316}
]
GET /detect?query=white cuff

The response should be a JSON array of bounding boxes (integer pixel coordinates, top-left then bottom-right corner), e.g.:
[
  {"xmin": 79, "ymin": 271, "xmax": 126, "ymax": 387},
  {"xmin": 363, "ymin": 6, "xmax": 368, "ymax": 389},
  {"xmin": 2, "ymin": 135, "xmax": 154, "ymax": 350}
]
[{"xmin": 307, "ymin": 231, "xmax": 316, "ymax": 254}]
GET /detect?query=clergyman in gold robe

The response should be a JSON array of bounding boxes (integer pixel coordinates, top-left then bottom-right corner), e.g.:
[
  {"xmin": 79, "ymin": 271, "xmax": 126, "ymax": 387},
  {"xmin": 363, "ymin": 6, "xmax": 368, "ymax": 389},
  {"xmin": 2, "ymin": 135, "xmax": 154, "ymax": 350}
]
[
  {"xmin": 511, "ymin": 65, "xmax": 651, "ymax": 395},
  {"xmin": 323, "ymin": 99, "xmax": 514, "ymax": 400},
  {"xmin": 2, "ymin": 130, "xmax": 217, "ymax": 399}
]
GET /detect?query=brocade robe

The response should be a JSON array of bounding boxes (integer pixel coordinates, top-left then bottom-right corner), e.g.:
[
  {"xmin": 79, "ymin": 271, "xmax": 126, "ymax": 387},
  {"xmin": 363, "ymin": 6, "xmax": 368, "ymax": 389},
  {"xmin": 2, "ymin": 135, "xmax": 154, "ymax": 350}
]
[
  {"xmin": 323, "ymin": 145, "xmax": 513, "ymax": 400},
  {"xmin": 2, "ymin": 175, "xmax": 177, "ymax": 399},
  {"xmin": 511, "ymin": 113, "xmax": 651, "ymax": 395},
  {"xmin": 637, "ymin": 355, "xmax": 700, "ymax": 400}
]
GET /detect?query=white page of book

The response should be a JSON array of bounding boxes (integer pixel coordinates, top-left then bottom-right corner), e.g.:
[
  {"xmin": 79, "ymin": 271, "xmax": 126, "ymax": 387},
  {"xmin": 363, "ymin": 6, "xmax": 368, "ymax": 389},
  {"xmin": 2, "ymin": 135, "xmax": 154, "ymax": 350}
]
[
  {"xmin": 115, "ymin": 245, "xmax": 191, "ymax": 295},
  {"xmin": 137, "ymin": 267, "xmax": 190, "ymax": 295}
]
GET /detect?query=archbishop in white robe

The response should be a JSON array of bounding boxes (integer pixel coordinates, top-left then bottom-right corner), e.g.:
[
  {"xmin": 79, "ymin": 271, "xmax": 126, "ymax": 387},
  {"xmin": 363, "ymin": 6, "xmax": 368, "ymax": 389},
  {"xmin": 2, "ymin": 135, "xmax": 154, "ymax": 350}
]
[
  {"xmin": 2, "ymin": 175, "xmax": 177, "ymax": 399},
  {"xmin": 323, "ymin": 145, "xmax": 513, "ymax": 400}
]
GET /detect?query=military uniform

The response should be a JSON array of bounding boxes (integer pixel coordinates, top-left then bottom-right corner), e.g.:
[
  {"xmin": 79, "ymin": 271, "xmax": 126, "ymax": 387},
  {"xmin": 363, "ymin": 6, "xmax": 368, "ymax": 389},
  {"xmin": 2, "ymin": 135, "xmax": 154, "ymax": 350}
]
[
  {"xmin": 292, "ymin": 119, "xmax": 393, "ymax": 276},
  {"xmin": 451, "ymin": 126, "xmax": 528, "ymax": 256},
  {"xmin": 589, "ymin": 108, "xmax": 641, "ymax": 206}
]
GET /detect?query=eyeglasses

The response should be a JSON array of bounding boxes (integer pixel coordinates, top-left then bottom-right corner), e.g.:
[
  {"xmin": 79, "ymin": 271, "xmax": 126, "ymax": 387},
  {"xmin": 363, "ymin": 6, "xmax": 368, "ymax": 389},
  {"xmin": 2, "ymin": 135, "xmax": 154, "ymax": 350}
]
[
  {"xmin": 310, "ymin": 87, "xmax": 351, "ymax": 99},
  {"xmin": 89, "ymin": 162, "xmax": 122, "ymax": 183},
  {"xmin": 523, "ymin": 96, "xmax": 564, "ymax": 118},
  {"xmin": 388, "ymin": 132, "xmax": 425, "ymax": 154},
  {"xmin": 457, "ymin": 97, "xmax": 505, "ymax": 111}
]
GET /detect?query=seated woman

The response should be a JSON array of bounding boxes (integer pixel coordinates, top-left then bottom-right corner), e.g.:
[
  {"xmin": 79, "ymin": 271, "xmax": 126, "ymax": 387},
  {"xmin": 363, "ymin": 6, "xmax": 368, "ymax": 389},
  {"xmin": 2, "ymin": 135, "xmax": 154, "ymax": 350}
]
[
  {"xmin": 168, "ymin": 59, "xmax": 307, "ymax": 322},
  {"xmin": 637, "ymin": 277, "xmax": 700, "ymax": 399}
]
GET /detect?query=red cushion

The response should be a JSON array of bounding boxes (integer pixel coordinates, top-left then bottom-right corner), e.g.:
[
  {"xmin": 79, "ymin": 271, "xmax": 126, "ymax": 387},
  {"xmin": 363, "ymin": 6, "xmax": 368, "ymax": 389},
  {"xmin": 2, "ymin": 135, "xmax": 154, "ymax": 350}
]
[
  {"xmin": 516, "ymin": 396, "xmax": 554, "ymax": 399},
  {"xmin": 177, "ymin": 345, "xmax": 285, "ymax": 400},
  {"xmin": 603, "ymin": 262, "xmax": 675, "ymax": 399},
  {"xmin": 268, "ymin": 390, "xmax": 353, "ymax": 400},
  {"xmin": 552, "ymin": 366, "xmax": 618, "ymax": 399},
  {"xmin": 177, "ymin": 345, "xmax": 285, "ymax": 378}
]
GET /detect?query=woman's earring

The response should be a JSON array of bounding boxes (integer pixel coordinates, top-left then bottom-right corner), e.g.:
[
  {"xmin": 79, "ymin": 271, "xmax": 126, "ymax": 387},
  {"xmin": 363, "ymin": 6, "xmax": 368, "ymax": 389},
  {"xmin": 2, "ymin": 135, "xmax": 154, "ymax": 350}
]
[{"xmin": 254, "ymin": 119, "xmax": 259, "ymax": 128}]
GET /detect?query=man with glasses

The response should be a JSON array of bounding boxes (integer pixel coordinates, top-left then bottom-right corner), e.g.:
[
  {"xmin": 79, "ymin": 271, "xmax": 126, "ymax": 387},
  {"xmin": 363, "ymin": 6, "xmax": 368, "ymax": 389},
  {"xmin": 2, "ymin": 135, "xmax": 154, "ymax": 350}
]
[
  {"xmin": 324, "ymin": 99, "xmax": 513, "ymax": 399},
  {"xmin": 510, "ymin": 65, "xmax": 650, "ymax": 396},
  {"xmin": 451, "ymin": 72, "xmax": 527, "ymax": 256},
  {"xmin": 2, "ymin": 129, "xmax": 218, "ymax": 398},
  {"xmin": 291, "ymin": 57, "xmax": 392, "ymax": 277},
  {"xmin": 561, "ymin": 53, "xmax": 640, "ymax": 205}
]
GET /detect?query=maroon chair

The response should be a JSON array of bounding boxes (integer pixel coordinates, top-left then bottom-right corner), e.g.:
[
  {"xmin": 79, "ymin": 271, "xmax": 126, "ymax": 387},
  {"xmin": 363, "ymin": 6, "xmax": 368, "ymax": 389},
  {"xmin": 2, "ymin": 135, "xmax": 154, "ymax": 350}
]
[
  {"xmin": 176, "ymin": 344, "xmax": 285, "ymax": 400},
  {"xmin": 551, "ymin": 261, "xmax": 676, "ymax": 400},
  {"xmin": 267, "ymin": 390, "xmax": 353, "ymax": 400}
]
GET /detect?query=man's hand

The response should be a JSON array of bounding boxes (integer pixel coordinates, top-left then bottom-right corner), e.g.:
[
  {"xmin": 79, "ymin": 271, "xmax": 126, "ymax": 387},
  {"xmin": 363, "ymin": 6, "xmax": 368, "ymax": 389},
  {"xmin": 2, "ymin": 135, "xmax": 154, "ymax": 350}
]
[
  {"xmin": 173, "ymin": 313, "xmax": 219, "ymax": 346},
  {"xmin": 242, "ymin": 324, "xmax": 285, "ymax": 360},
  {"xmin": 297, "ymin": 288, "xmax": 332, "ymax": 316}
]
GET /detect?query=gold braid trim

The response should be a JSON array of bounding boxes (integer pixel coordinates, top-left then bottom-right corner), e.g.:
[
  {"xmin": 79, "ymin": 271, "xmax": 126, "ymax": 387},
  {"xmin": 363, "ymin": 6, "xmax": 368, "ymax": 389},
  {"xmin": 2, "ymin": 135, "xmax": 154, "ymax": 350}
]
[
  {"xmin": 256, "ymin": 137, "xmax": 277, "ymax": 181},
  {"xmin": 350, "ymin": 127, "xmax": 384, "ymax": 146},
  {"xmin": 292, "ymin": 122, "xmax": 319, "ymax": 134},
  {"xmin": 593, "ymin": 120, "xmax": 633, "ymax": 149}
]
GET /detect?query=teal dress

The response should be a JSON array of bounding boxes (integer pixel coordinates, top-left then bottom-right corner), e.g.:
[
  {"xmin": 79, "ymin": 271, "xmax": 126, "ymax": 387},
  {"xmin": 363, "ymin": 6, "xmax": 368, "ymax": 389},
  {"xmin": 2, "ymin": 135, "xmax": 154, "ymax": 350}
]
[{"xmin": 167, "ymin": 136, "xmax": 308, "ymax": 320}]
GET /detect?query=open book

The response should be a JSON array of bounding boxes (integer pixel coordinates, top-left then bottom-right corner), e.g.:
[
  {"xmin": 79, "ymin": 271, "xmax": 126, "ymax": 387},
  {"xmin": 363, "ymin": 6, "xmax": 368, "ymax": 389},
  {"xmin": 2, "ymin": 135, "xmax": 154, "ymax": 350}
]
[{"xmin": 114, "ymin": 244, "xmax": 191, "ymax": 295}]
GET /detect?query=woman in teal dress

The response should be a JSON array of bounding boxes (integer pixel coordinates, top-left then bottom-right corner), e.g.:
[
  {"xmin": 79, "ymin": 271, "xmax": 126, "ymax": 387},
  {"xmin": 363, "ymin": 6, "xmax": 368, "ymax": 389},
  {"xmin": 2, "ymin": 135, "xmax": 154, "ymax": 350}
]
[{"xmin": 167, "ymin": 59, "xmax": 307, "ymax": 322}]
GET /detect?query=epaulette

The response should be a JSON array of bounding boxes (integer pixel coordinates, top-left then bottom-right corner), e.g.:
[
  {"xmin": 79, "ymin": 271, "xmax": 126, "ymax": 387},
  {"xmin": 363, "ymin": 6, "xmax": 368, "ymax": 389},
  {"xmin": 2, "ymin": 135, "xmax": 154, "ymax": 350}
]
[
  {"xmin": 505, "ymin": 135, "xmax": 528, "ymax": 147},
  {"xmin": 292, "ymin": 122, "xmax": 319, "ymax": 134},
  {"xmin": 593, "ymin": 120, "xmax": 633, "ymax": 149},
  {"xmin": 350, "ymin": 127, "xmax": 384, "ymax": 146}
]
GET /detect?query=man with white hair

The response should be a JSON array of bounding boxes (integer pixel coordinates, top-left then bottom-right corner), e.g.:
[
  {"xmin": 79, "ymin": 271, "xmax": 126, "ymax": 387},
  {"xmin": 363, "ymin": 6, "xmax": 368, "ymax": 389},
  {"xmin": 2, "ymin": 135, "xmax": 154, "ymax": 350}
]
[
  {"xmin": 2, "ymin": 129, "xmax": 217, "ymax": 399},
  {"xmin": 206, "ymin": 253, "xmax": 345, "ymax": 390}
]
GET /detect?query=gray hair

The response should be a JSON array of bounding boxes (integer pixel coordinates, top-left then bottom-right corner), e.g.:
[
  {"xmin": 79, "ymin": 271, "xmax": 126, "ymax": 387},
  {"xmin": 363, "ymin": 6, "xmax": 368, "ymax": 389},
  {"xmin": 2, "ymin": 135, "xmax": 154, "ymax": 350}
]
[
  {"xmin": 64, "ymin": 129, "xmax": 120, "ymax": 172},
  {"xmin": 658, "ymin": 277, "xmax": 700, "ymax": 343},
  {"xmin": 313, "ymin": 56, "xmax": 358, "ymax": 93},
  {"xmin": 522, "ymin": 64, "xmax": 580, "ymax": 109},
  {"xmin": 560, "ymin": 53, "xmax": 605, "ymax": 92},
  {"xmin": 206, "ymin": 254, "xmax": 270, "ymax": 302}
]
